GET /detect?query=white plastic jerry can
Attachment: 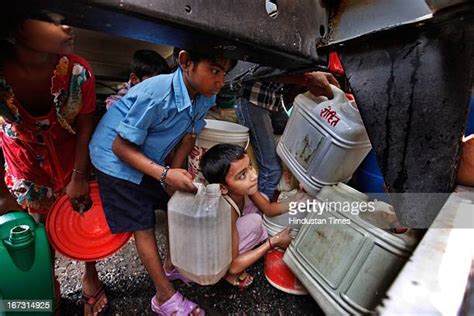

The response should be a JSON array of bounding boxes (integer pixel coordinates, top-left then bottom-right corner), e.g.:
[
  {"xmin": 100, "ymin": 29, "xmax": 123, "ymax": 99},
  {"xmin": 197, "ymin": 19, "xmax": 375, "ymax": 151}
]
[
  {"xmin": 283, "ymin": 183, "xmax": 418, "ymax": 314},
  {"xmin": 277, "ymin": 85, "xmax": 372, "ymax": 196},
  {"xmin": 168, "ymin": 183, "xmax": 232, "ymax": 285}
]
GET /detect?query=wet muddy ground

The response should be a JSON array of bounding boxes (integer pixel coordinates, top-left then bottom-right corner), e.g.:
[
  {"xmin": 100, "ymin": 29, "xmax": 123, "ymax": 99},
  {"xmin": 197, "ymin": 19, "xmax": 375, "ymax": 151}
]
[{"xmin": 56, "ymin": 210, "xmax": 323, "ymax": 315}]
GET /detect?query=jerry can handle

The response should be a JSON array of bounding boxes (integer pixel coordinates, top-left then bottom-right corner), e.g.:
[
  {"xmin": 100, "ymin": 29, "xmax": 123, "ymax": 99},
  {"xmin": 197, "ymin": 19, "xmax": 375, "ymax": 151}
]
[
  {"xmin": 329, "ymin": 84, "xmax": 348, "ymax": 104},
  {"xmin": 281, "ymin": 97, "xmax": 293, "ymax": 118}
]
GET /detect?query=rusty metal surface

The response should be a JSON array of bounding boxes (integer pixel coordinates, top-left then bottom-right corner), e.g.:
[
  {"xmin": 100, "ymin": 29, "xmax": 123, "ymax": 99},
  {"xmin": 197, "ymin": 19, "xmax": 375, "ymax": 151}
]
[
  {"xmin": 48, "ymin": 0, "xmax": 328, "ymax": 69},
  {"xmin": 14, "ymin": 0, "xmax": 472, "ymax": 69},
  {"xmin": 426, "ymin": 0, "xmax": 472, "ymax": 13},
  {"xmin": 338, "ymin": 8, "xmax": 473, "ymax": 227},
  {"xmin": 93, "ymin": 0, "xmax": 327, "ymax": 58}
]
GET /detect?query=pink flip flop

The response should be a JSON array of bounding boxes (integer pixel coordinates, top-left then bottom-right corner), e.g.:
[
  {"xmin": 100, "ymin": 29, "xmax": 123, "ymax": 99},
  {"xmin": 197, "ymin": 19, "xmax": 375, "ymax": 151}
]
[
  {"xmin": 151, "ymin": 292, "xmax": 204, "ymax": 316},
  {"xmin": 165, "ymin": 267, "xmax": 194, "ymax": 284}
]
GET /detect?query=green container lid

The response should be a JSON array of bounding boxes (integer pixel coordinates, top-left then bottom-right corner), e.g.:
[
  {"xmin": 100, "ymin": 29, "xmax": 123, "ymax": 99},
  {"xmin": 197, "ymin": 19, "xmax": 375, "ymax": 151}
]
[{"xmin": 0, "ymin": 212, "xmax": 55, "ymax": 314}]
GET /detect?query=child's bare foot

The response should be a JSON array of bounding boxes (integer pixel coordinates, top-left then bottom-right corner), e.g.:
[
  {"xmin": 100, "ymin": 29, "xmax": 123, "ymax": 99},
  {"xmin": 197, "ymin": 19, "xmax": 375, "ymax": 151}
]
[
  {"xmin": 82, "ymin": 277, "xmax": 108, "ymax": 316},
  {"xmin": 225, "ymin": 271, "xmax": 254, "ymax": 288}
]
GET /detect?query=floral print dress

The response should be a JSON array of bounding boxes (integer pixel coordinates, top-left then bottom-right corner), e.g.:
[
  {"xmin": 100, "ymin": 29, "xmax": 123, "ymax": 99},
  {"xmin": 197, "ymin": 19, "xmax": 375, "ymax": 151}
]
[{"xmin": 0, "ymin": 54, "xmax": 96, "ymax": 213}]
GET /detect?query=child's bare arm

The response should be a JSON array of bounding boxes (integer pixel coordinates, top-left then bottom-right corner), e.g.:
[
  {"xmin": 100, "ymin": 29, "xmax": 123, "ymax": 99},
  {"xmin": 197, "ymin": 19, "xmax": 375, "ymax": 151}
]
[
  {"xmin": 249, "ymin": 192, "xmax": 288, "ymax": 217},
  {"xmin": 228, "ymin": 240, "xmax": 271, "ymax": 275},
  {"xmin": 65, "ymin": 113, "xmax": 94, "ymax": 206},
  {"xmin": 228, "ymin": 227, "xmax": 292, "ymax": 275},
  {"xmin": 0, "ymin": 169, "xmax": 20, "ymax": 213},
  {"xmin": 72, "ymin": 114, "xmax": 95, "ymax": 174},
  {"xmin": 171, "ymin": 133, "xmax": 195, "ymax": 169},
  {"xmin": 112, "ymin": 135, "xmax": 196, "ymax": 192},
  {"xmin": 230, "ymin": 211, "xmax": 240, "ymax": 260}
]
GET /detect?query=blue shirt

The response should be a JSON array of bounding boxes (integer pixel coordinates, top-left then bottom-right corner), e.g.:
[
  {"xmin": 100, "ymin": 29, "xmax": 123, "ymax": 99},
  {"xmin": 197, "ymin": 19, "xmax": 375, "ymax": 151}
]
[{"xmin": 89, "ymin": 68, "xmax": 215, "ymax": 184}]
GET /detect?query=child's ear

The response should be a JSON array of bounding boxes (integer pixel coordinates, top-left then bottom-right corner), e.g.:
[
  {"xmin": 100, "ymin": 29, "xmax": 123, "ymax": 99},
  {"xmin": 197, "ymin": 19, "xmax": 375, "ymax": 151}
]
[
  {"xmin": 220, "ymin": 184, "xmax": 229, "ymax": 195},
  {"xmin": 178, "ymin": 50, "xmax": 192, "ymax": 71},
  {"xmin": 129, "ymin": 73, "xmax": 140, "ymax": 85}
]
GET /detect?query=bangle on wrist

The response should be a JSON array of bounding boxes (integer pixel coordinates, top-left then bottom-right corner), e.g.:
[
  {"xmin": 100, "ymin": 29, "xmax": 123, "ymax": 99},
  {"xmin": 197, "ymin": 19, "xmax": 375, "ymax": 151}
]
[
  {"xmin": 73, "ymin": 168, "xmax": 86, "ymax": 175},
  {"xmin": 268, "ymin": 238, "xmax": 273, "ymax": 249},
  {"xmin": 159, "ymin": 166, "xmax": 170, "ymax": 188}
]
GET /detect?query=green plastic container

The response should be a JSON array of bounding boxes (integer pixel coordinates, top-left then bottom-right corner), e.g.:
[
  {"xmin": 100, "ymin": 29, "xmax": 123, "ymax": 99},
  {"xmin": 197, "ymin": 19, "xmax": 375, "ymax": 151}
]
[{"xmin": 0, "ymin": 212, "xmax": 55, "ymax": 315}]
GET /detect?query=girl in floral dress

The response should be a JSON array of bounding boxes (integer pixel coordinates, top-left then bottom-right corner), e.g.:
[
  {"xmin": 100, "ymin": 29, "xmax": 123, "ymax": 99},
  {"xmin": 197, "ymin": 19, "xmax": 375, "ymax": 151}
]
[{"xmin": 0, "ymin": 6, "xmax": 107, "ymax": 315}]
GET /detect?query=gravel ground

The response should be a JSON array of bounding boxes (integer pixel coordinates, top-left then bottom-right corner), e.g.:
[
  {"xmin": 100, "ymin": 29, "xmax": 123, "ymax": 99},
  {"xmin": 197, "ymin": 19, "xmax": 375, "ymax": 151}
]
[{"xmin": 55, "ymin": 210, "xmax": 323, "ymax": 315}]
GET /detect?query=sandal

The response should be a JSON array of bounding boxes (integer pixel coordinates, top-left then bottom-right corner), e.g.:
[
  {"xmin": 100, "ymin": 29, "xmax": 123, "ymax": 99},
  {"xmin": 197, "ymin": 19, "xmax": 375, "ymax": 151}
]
[
  {"xmin": 82, "ymin": 283, "xmax": 108, "ymax": 315},
  {"xmin": 151, "ymin": 292, "xmax": 204, "ymax": 316},
  {"xmin": 224, "ymin": 271, "xmax": 254, "ymax": 289},
  {"xmin": 165, "ymin": 267, "xmax": 194, "ymax": 284}
]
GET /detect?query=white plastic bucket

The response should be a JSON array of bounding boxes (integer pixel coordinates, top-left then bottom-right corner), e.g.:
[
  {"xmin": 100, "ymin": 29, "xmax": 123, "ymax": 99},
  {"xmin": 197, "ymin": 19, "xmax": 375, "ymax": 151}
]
[
  {"xmin": 262, "ymin": 190, "xmax": 312, "ymax": 237},
  {"xmin": 188, "ymin": 119, "xmax": 249, "ymax": 180}
]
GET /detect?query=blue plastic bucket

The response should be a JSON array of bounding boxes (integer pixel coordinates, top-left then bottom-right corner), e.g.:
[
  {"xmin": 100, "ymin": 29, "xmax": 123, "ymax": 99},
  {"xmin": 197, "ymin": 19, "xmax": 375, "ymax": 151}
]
[
  {"xmin": 465, "ymin": 97, "xmax": 474, "ymax": 136},
  {"xmin": 353, "ymin": 150, "xmax": 384, "ymax": 194}
]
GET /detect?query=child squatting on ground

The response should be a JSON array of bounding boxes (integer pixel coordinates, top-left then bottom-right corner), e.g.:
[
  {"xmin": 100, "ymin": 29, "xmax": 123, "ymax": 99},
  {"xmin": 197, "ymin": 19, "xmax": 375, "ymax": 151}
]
[
  {"xmin": 89, "ymin": 47, "xmax": 236, "ymax": 315},
  {"xmin": 200, "ymin": 143, "xmax": 294, "ymax": 288}
]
